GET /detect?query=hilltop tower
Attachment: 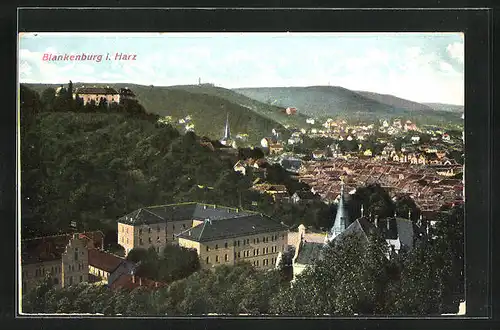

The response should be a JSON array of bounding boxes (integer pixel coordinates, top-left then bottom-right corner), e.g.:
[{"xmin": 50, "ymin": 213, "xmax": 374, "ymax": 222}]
[
  {"xmin": 326, "ymin": 178, "xmax": 350, "ymax": 242},
  {"xmin": 220, "ymin": 113, "xmax": 231, "ymax": 146}
]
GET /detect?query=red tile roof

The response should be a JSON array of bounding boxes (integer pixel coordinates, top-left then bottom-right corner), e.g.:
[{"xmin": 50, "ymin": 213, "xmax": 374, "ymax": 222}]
[
  {"xmin": 110, "ymin": 274, "xmax": 166, "ymax": 290},
  {"xmin": 88, "ymin": 249, "xmax": 124, "ymax": 273}
]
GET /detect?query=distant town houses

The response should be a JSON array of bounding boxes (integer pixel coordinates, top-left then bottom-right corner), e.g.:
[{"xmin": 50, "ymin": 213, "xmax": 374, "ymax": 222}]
[
  {"xmin": 285, "ymin": 107, "xmax": 297, "ymax": 115},
  {"xmin": 296, "ymin": 158, "xmax": 463, "ymax": 211}
]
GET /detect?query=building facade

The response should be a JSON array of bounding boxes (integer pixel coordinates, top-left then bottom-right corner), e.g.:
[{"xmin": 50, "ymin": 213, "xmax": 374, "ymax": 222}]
[
  {"xmin": 21, "ymin": 231, "xmax": 103, "ymax": 293},
  {"xmin": 117, "ymin": 202, "xmax": 289, "ymax": 270},
  {"xmin": 177, "ymin": 214, "xmax": 288, "ymax": 271}
]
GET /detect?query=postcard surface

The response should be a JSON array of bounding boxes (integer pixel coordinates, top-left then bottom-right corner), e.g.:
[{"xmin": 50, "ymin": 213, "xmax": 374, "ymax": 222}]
[{"xmin": 18, "ymin": 32, "xmax": 465, "ymax": 316}]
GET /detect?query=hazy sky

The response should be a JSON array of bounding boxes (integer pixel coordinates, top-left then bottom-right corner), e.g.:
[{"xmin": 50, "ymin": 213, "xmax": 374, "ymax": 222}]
[{"xmin": 19, "ymin": 32, "xmax": 464, "ymax": 105}]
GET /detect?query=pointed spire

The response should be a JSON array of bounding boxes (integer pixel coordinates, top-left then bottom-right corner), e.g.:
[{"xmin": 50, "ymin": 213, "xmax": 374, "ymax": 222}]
[
  {"xmin": 222, "ymin": 112, "xmax": 231, "ymax": 141},
  {"xmin": 327, "ymin": 178, "xmax": 349, "ymax": 242}
]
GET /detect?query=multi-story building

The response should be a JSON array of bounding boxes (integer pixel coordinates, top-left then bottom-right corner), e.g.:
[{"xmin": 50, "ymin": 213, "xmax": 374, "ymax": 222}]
[
  {"xmin": 177, "ymin": 213, "xmax": 288, "ymax": 270},
  {"xmin": 73, "ymin": 86, "xmax": 135, "ymax": 106},
  {"xmin": 117, "ymin": 202, "xmax": 289, "ymax": 270},
  {"xmin": 20, "ymin": 231, "xmax": 104, "ymax": 294}
]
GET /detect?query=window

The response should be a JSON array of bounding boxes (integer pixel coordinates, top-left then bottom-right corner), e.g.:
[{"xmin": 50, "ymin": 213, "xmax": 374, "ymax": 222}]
[
  {"xmin": 253, "ymin": 249, "xmax": 256, "ymax": 256},
  {"xmin": 237, "ymin": 240, "xmax": 240, "ymax": 247},
  {"xmin": 257, "ymin": 249, "xmax": 259, "ymax": 255},
  {"xmin": 157, "ymin": 236, "xmax": 160, "ymax": 242},
  {"xmin": 282, "ymin": 245, "xmax": 284, "ymax": 251},
  {"xmin": 234, "ymin": 241, "xmax": 237, "ymax": 247},
  {"xmin": 140, "ymin": 238, "xmax": 143, "ymax": 245},
  {"xmin": 206, "ymin": 246, "xmax": 210, "ymax": 252},
  {"xmin": 148, "ymin": 227, "xmax": 152, "ymax": 234},
  {"xmin": 272, "ymin": 258, "xmax": 275, "ymax": 265},
  {"xmin": 271, "ymin": 235, "xmax": 274, "ymax": 242},
  {"xmin": 79, "ymin": 275, "xmax": 83, "ymax": 283},
  {"xmin": 256, "ymin": 238, "xmax": 259, "ymax": 243},
  {"xmin": 237, "ymin": 252, "xmax": 241, "ymax": 258},
  {"xmin": 157, "ymin": 226, "xmax": 161, "ymax": 232},
  {"xmin": 74, "ymin": 248, "xmax": 79, "ymax": 261},
  {"xmin": 139, "ymin": 228, "xmax": 143, "ymax": 235},
  {"xmin": 121, "ymin": 237, "xmax": 124, "ymax": 243},
  {"xmin": 121, "ymin": 226, "xmax": 124, "ymax": 233},
  {"xmin": 224, "ymin": 242, "xmax": 228, "ymax": 249},
  {"xmin": 281, "ymin": 234, "xmax": 285, "ymax": 240},
  {"xmin": 172, "ymin": 234, "xmax": 175, "ymax": 239},
  {"xmin": 183, "ymin": 224, "xmax": 186, "ymax": 229},
  {"xmin": 173, "ymin": 224, "xmax": 175, "ymax": 230},
  {"xmin": 234, "ymin": 252, "xmax": 237, "ymax": 259},
  {"xmin": 126, "ymin": 238, "xmax": 129, "ymax": 244},
  {"xmin": 225, "ymin": 254, "xmax": 228, "ymax": 262},
  {"xmin": 156, "ymin": 247, "xmax": 160, "ymax": 253},
  {"xmin": 69, "ymin": 276, "xmax": 73, "ymax": 285},
  {"xmin": 216, "ymin": 256, "xmax": 220, "ymax": 263},
  {"xmin": 253, "ymin": 238, "xmax": 256, "ymax": 244},
  {"xmin": 215, "ymin": 244, "xmax": 218, "ymax": 250},
  {"xmin": 256, "ymin": 260, "xmax": 259, "ymax": 266},
  {"xmin": 206, "ymin": 257, "xmax": 210, "ymax": 264},
  {"xmin": 263, "ymin": 236, "xmax": 266, "ymax": 242},
  {"xmin": 148, "ymin": 237, "xmax": 152, "ymax": 243},
  {"xmin": 126, "ymin": 227, "xmax": 128, "ymax": 234}
]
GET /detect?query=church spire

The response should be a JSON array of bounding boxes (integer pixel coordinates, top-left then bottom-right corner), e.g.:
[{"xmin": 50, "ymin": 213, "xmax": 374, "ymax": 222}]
[
  {"xmin": 327, "ymin": 177, "xmax": 349, "ymax": 242},
  {"xmin": 224, "ymin": 113, "xmax": 230, "ymax": 140}
]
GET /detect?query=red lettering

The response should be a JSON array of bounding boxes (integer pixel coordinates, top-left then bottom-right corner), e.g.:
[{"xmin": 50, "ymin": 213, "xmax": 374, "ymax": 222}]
[
  {"xmin": 42, "ymin": 53, "xmax": 49, "ymax": 61},
  {"xmin": 115, "ymin": 53, "xmax": 121, "ymax": 60},
  {"xmin": 132, "ymin": 54, "xmax": 137, "ymax": 60},
  {"xmin": 70, "ymin": 55, "xmax": 75, "ymax": 60},
  {"xmin": 63, "ymin": 54, "xmax": 69, "ymax": 61}
]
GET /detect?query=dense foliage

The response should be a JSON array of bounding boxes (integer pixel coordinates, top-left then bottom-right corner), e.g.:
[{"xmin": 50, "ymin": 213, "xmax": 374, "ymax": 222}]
[
  {"xmin": 22, "ymin": 263, "xmax": 284, "ymax": 315},
  {"xmin": 126, "ymin": 245, "xmax": 200, "ymax": 283}
]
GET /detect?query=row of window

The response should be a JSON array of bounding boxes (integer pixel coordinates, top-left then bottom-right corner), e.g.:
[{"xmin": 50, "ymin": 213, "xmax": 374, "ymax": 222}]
[
  {"xmin": 67, "ymin": 274, "xmax": 86, "ymax": 286},
  {"xmin": 33, "ymin": 266, "xmax": 62, "ymax": 278},
  {"xmin": 206, "ymin": 254, "xmax": 230, "ymax": 264},
  {"xmin": 252, "ymin": 258, "xmax": 277, "ymax": 267},
  {"xmin": 205, "ymin": 234, "xmax": 285, "ymax": 251},
  {"xmin": 66, "ymin": 263, "xmax": 85, "ymax": 273},
  {"xmin": 131, "ymin": 223, "xmax": 188, "ymax": 235}
]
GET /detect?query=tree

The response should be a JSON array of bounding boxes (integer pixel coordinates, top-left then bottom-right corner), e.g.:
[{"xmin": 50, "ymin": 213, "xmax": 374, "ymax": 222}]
[
  {"xmin": 40, "ymin": 87, "xmax": 56, "ymax": 111},
  {"xmin": 159, "ymin": 244, "xmax": 200, "ymax": 282}
]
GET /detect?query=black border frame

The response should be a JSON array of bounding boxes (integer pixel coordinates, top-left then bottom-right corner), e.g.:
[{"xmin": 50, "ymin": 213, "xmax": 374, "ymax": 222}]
[{"xmin": 0, "ymin": 5, "xmax": 495, "ymax": 330}]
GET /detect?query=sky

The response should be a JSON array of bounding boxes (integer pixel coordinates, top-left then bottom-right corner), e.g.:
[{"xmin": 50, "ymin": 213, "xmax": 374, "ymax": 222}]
[{"xmin": 18, "ymin": 32, "xmax": 464, "ymax": 105}]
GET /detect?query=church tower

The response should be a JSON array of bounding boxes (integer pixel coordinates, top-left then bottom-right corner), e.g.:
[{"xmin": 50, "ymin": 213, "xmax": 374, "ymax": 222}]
[
  {"xmin": 326, "ymin": 178, "xmax": 350, "ymax": 242},
  {"xmin": 220, "ymin": 113, "xmax": 231, "ymax": 146}
]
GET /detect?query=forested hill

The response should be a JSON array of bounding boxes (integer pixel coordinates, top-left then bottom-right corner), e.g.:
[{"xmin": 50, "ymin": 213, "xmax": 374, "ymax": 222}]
[
  {"xmin": 20, "ymin": 85, "xmax": 256, "ymax": 239},
  {"xmin": 24, "ymin": 83, "xmax": 307, "ymax": 145},
  {"xmin": 20, "ymin": 85, "xmax": 330, "ymax": 242},
  {"xmin": 234, "ymin": 86, "xmax": 463, "ymax": 125}
]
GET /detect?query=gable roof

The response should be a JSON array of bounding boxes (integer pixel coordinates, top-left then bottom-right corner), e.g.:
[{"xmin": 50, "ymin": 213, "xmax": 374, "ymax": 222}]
[
  {"xmin": 88, "ymin": 249, "xmax": 125, "ymax": 273},
  {"xmin": 21, "ymin": 231, "xmax": 104, "ymax": 265},
  {"xmin": 118, "ymin": 203, "xmax": 251, "ymax": 225},
  {"xmin": 177, "ymin": 214, "xmax": 288, "ymax": 243},
  {"xmin": 75, "ymin": 87, "xmax": 118, "ymax": 95},
  {"xmin": 295, "ymin": 241, "xmax": 324, "ymax": 265}
]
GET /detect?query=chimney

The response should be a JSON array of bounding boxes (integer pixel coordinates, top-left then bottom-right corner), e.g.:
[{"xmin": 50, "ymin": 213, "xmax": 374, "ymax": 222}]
[
  {"xmin": 132, "ymin": 275, "xmax": 135, "ymax": 284},
  {"xmin": 139, "ymin": 277, "xmax": 142, "ymax": 286},
  {"xmin": 155, "ymin": 282, "xmax": 158, "ymax": 288}
]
